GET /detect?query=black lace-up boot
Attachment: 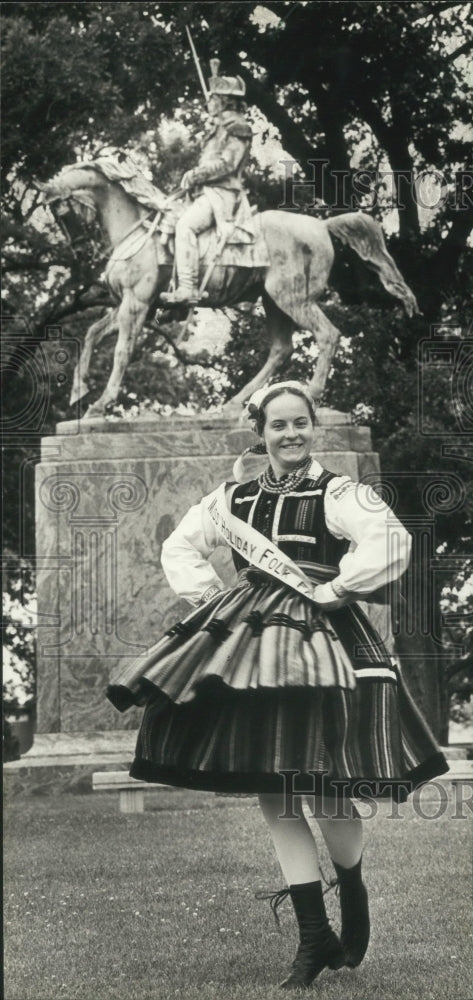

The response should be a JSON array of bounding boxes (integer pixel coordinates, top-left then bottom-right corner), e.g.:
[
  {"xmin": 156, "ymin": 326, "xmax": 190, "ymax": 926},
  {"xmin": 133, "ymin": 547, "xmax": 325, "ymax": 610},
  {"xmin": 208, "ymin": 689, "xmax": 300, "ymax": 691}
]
[
  {"xmin": 257, "ymin": 881, "xmax": 345, "ymax": 989},
  {"xmin": 332, "ymin": 857, "xmax": 370, "ymax": 967}
]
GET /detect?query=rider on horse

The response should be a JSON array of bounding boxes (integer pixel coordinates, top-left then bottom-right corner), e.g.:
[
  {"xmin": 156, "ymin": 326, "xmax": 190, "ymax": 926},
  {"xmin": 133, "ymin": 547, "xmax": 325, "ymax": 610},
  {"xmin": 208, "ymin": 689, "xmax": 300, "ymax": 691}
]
[{"xmin": 161, "ymin": 59, "xmax": 252, "ymax": 307}]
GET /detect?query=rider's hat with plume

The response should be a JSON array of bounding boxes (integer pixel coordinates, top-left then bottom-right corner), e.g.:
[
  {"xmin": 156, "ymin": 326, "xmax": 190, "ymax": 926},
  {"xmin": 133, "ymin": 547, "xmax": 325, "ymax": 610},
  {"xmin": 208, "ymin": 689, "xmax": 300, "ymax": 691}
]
[{"xmin": 208, "ymin": 58, "xmax": 246, "ymax": 99}]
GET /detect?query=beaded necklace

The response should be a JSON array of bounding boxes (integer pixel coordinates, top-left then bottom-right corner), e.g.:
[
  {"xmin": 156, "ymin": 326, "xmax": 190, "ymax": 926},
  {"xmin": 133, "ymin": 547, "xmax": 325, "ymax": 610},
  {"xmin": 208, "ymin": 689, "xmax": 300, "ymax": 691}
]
[{"xmin": 258, "ymin": 455, "xmax": 312, "ymax": 494}]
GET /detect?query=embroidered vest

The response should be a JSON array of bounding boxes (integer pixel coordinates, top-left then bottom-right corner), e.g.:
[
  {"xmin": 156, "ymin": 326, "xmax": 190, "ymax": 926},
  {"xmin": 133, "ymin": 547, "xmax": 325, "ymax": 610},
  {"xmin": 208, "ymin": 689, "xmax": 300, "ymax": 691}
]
[{"xmin": 229, "ymin": 469, "xmax": 349, "ymax": 574}]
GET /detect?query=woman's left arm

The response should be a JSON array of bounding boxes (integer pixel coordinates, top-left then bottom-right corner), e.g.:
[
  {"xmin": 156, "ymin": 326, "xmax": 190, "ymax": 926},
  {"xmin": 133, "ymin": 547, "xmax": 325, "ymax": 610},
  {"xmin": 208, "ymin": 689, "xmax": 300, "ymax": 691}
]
[{"xmin": 313, "ymin": 477, "xmax": 412, "ymax": 609}]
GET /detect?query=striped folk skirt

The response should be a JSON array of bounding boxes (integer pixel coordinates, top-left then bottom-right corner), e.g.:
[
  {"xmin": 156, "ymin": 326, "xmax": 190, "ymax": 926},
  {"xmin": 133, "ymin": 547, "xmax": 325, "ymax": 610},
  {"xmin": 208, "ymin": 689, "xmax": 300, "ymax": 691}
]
[{"xmin": 107, "ymin": 570, "xmax": 448, "ymax": 798}]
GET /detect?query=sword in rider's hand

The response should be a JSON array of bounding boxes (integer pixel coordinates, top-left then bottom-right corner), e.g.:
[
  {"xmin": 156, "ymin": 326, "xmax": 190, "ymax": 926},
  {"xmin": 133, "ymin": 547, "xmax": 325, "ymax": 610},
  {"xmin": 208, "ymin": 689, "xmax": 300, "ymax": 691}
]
[
  {"xmin": 163, "ymin": 22, "xmax": 233, "ymax": 341},
  {"xmin": 185, "ymin": 24, "xmax": 210, "ymax": 103},
  {"xmin": 149, "ymin": 15, "xmax": 209, "ymax": 103},
  {"xmin": 164, "ymin": 25, "xmax": 211, "ymax": 340}
]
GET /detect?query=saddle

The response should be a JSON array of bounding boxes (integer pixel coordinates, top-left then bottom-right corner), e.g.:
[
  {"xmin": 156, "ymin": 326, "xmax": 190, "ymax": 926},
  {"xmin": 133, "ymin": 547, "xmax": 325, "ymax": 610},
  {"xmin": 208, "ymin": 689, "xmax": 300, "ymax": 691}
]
[
  {"xmin": 110, "ymin": 193, "xmax": 270, "ymax": 269},
  {"xmin": 160, "ymin": 188, "xmax": 255, "ymax": 243},
  {"xmin": 91, "ymin": 154, "xmax": 270, "ymax": 269}
]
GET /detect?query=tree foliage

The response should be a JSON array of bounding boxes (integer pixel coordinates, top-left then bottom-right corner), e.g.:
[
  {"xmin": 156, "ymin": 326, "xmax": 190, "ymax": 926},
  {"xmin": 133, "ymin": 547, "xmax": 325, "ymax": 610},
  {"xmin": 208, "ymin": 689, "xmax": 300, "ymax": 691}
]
[{"xmin": 2, "ymin": 1, "xmax": 472, "ymax": 733}]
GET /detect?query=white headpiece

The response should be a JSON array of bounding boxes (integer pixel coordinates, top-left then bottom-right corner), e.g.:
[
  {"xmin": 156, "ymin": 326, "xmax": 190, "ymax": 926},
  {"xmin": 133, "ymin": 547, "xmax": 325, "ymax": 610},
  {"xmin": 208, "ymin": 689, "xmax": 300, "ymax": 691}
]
[{"xmin": 246, "ymin": 381, "xmax": 316, "ymax": 424}]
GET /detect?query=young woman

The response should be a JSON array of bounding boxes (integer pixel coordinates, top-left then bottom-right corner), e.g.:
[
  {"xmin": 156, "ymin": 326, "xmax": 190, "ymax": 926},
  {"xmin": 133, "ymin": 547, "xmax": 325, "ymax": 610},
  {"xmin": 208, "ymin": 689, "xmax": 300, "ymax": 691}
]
[{"xmin": 108, "ymin": 381, "xmax": 448, "ymax": 990}]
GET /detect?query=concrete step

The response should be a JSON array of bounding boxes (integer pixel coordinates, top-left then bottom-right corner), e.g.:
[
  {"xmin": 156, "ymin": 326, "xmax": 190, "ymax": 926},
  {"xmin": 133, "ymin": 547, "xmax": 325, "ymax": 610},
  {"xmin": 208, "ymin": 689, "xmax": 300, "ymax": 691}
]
[{"xmin": 3, "ymin": 731, "xmax": 137, "ymax": 796}]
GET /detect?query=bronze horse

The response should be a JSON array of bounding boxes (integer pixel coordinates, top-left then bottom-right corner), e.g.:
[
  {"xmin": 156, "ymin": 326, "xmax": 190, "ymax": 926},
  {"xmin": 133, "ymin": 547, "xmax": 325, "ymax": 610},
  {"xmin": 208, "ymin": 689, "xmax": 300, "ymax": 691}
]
[{"xmin": 39, "ymin": 161, "xmax": 418, "ymax": 417}]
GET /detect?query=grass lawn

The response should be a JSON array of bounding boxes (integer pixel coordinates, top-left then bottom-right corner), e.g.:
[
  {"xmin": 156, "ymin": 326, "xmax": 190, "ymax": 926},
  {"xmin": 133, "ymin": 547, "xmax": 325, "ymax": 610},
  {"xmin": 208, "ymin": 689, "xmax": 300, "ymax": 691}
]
[{"xmin": 4, "ymin": 785, "xmax": 472, "ymax": 1000}]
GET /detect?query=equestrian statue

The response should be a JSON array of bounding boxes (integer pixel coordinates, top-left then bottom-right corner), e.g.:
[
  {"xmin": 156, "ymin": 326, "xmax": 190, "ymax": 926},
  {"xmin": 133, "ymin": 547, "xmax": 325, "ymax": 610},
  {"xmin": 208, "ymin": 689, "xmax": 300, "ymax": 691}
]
[
  {"xmin": 37, "ymin": 60, "xmax": 419, "ymax": 419},
  {"xmin": 161, "ymin": 59, "xmax": 252, "ymax": 306}
]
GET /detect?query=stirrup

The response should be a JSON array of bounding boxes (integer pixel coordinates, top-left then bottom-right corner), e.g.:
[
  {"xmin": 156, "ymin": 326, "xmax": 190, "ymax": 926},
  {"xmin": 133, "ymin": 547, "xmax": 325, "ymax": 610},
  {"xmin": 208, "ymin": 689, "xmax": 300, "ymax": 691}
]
[{"xmin": 160, "ymin": 287, "xmax": 199, "ymax": 306}]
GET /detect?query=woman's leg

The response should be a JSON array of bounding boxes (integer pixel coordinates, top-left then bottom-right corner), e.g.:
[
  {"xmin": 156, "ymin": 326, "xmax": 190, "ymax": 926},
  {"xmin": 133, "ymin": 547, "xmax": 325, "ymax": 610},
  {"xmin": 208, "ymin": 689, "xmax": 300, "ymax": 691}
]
[
  {"xmin": 313, "ymin": 797, "xmax": 369, "ymax": 968},
  {"xmin": 314, "ymin": 798, "xmax": 363, "ymax": 868},
  {"xmin": 258, "ymin": 792, "xmax": 321, "ymax": 884},
  {"xmin": 257, "ymin": 793, "xmax": 344, "ymax": 989}
]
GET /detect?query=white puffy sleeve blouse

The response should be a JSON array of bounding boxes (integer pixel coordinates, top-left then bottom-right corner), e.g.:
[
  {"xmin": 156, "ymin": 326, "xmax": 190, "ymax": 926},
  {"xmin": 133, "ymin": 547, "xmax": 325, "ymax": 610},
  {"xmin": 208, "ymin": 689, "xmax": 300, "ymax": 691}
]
[{"xmin": 161, "ymin": 463, "xmax": 411, "ymax": 607}]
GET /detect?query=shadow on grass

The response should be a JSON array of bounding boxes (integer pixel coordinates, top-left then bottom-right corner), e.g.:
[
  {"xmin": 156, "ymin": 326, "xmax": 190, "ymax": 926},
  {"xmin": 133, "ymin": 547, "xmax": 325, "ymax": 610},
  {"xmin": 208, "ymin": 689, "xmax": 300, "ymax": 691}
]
[{"xmin": 4, "ymin": 789, "xmax": 472, "ymax": 1000}]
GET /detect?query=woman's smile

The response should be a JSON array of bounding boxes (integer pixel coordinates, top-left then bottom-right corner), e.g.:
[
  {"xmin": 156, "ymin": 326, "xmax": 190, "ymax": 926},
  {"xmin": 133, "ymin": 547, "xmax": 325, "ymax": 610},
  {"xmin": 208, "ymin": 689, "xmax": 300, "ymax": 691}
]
[{"xmin": 262, "ymin": 393, "xmax": 315, "ymax": 478}]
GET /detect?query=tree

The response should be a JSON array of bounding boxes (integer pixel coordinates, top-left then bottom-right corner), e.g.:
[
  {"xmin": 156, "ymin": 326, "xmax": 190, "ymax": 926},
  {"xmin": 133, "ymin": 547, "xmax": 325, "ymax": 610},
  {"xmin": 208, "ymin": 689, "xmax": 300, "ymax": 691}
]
[{"xmin": 2, "ymin": 1, "xmax": 472, "ymax": 739}]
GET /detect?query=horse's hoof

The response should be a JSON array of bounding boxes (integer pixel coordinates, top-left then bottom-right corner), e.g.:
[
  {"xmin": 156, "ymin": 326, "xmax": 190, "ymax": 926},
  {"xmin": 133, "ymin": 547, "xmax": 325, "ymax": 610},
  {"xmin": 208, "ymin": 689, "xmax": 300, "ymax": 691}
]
[{"xmin": 83, "ymin": 405, "xmax": 104, "ymax": 419}]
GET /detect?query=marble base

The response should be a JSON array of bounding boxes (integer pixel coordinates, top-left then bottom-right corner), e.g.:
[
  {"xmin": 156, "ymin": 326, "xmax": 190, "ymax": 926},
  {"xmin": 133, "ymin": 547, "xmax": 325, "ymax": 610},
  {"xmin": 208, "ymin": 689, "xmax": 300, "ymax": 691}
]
[
  {"xmin": 3, "ymin": 765, "xmax": 111, "ymax": 798},
  {"xmin": 2, "ymin": 731, "xmax": 136, "ymax": 797},
  {"xmin": 5, "ymin": 730, "xmax": 136, "ymax": 765},
  {"xmin": 35, "ymin": 413, "xmax": 380, "ymax": 735}
]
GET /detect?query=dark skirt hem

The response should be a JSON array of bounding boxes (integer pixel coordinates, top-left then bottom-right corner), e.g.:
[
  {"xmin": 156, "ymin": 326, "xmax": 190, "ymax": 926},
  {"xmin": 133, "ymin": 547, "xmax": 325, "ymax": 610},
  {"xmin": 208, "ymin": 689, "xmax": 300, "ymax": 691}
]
[
  {"xmin": 106, "ymin": 671, "xmax": 397, "ymax": 715},
  {"xmin": 129, "ymin": 751, "xmax": 449, "ymax": 801}
]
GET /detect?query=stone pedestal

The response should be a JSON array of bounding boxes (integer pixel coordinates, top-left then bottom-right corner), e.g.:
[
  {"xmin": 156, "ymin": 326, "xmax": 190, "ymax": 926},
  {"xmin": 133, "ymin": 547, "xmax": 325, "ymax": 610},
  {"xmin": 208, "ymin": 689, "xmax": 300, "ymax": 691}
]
[{"xmin": 33, "ymin": 412, "xmax": 379, "ymax": 737}]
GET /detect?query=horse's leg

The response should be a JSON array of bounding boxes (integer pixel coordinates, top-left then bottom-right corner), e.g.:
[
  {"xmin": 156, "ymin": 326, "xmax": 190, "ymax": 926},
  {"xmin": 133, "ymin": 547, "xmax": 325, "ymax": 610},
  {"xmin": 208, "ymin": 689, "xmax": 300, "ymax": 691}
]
[
  {"xmin": 291, "ymin": 301, "xmax": 342, "ymax": 402},
  {"xmin": 70, "ymin": 308, "xmax": 118, "ymax": 405},
  {"xmin": 84, "ymin": 294, "xmax": 148, "ymax": 418},
  {"xmin": 263, "ymin": 287, "xmax": 340, "ymax": 403},
  {"xmin": 254, "ymin": 211, "xmax": 340, "ymax": 404},
  {"xmin": 223, "ymin": 294, "xmax": 295, "ymax": 410}
]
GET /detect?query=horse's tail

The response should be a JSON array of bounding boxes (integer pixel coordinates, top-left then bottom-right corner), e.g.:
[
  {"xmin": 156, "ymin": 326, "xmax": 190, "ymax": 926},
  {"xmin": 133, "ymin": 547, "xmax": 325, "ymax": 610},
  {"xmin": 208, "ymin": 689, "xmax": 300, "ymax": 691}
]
[{"xmin": 326, "ymin": 213, "xmax": 419, "ymax": 316}]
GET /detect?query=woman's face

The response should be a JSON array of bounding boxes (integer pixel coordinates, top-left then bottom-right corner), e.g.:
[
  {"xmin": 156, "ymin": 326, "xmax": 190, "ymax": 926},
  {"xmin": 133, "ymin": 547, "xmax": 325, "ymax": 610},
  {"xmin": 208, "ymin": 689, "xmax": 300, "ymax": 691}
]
[{"xmin": 262, "ymin": 393, "xmax": 315, "ymax": 478}]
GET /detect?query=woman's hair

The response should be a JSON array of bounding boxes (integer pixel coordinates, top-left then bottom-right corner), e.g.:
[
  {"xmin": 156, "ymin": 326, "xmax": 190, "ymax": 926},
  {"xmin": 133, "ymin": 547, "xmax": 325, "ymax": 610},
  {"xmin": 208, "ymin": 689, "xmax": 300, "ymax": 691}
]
[{"xmin": 251, "ymin": 386, "xmax": 317, "ymax": 436}]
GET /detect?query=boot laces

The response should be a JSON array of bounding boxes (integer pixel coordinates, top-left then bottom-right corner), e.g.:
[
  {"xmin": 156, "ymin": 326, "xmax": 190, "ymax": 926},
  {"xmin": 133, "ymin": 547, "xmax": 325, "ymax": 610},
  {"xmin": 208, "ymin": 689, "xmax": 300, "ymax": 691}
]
[
  {"xmin": 320, "ymin": 862, "xmax": 340, "ymax": 898},
  {"xmin": 255, "ymin": 871, "xmax": 339, "ymax": 932},
  {"xmin": 254, "ymin": 887, "xmax": 290, "ymax": 930}
]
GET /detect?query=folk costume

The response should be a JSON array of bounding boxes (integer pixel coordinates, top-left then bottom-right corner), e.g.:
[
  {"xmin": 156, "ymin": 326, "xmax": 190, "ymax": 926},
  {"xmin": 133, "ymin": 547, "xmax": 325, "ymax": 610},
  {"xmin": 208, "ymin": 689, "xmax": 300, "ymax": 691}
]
[
  {"xmin": 107, "ymin": 380, "xmax": 449, "ymax": 989},
  {"xmin": 107, "ymin": 422, "xmax": 447, "ymax": 801},
  {"xmin": 161, "ymin": 60, "xmax": 252, "ymax": 306}
]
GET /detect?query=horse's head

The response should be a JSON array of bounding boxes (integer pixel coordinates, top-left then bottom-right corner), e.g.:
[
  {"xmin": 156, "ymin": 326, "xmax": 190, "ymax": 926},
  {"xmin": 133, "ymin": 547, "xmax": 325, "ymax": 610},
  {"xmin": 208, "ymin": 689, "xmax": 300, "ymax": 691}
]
[
  {"xmin": 36, "ymin": 165, "xmax": 101, "ymax": 223},
  {"xmin": 35, "ymin": 164, "xmax": 107, "ymax": 251},
  {"xmin": 37, "ymin": 155, "xmax": 166, "ymax": 250}
]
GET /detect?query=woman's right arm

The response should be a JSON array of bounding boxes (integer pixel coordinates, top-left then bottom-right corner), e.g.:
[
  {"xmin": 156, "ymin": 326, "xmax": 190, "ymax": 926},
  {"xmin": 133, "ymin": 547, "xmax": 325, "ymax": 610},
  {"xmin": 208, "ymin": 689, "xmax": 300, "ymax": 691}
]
[{"xmin": 161, "ymin": 486, "xmax": 227, "ymax": 606}]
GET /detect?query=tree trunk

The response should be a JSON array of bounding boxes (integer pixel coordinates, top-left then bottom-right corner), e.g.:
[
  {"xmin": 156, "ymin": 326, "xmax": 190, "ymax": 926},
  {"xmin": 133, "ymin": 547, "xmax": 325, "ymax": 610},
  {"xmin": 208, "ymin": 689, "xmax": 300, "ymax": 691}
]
[
  {"xmin": 242, "ymin": 72, "xmax": 328, "ymax": 196},
  {"xmin": 423, "ymin": 208, "xmax": 473, "ymax": 318}
]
